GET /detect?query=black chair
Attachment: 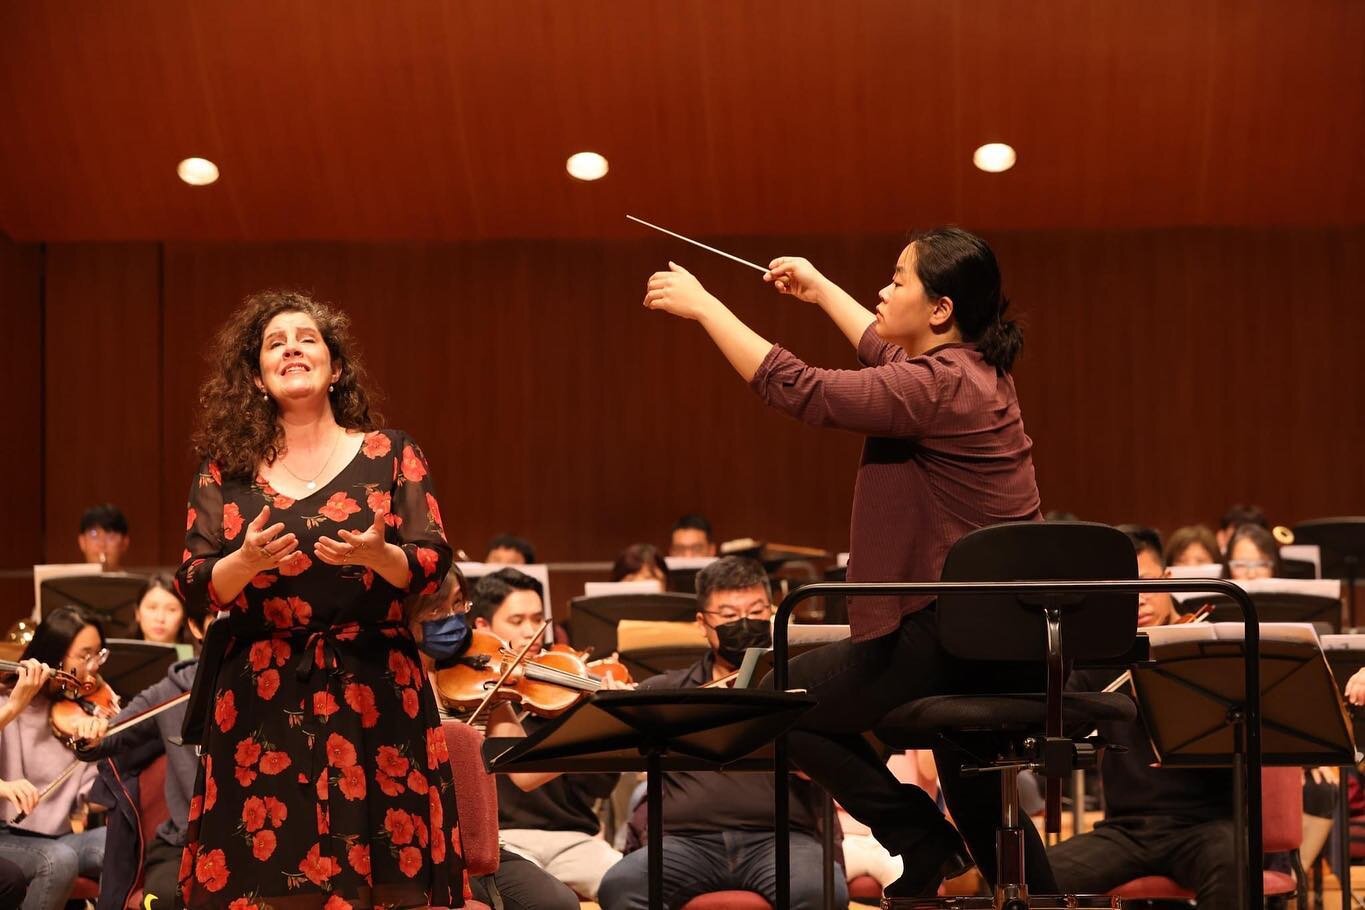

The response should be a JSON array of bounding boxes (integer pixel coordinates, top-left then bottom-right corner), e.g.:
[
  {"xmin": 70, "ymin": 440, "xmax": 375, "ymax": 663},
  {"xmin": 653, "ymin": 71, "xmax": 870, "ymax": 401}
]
[{"xmin": 874, "ymin": 521, "xmax": 1139, "ymax": 910}]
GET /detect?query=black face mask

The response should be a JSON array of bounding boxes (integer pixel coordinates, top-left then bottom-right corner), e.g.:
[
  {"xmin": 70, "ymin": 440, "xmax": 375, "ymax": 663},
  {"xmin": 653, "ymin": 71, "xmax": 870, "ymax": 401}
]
[{"xmin": 712, "ymin": 618, "xmax": 772, "ymax": 668}]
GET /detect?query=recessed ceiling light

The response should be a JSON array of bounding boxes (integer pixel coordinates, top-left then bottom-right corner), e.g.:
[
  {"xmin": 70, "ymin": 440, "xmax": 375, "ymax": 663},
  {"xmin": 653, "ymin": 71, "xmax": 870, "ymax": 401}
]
[
  {"xmin": 566, "ymin": 151, "xmax": 609, "ymax": 181},
  {"xmin": 177, "ymin": 157, "xmax": 220, "ymax": 186},
  {"xmin": 972, "ymin": 143, "xmax": 1016, "ymax": 173}
]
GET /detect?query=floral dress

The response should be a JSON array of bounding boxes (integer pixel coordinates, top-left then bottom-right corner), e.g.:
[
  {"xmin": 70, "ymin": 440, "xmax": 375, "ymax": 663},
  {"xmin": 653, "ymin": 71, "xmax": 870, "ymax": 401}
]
[{"xmin": 174, "ymin": 429, "xmax": 462, "ymax": 910}]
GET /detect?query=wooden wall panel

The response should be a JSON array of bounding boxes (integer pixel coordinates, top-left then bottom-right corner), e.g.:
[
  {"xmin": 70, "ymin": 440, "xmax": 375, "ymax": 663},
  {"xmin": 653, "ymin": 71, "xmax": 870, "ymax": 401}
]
[
  {"xmin": 0, "ymin": 234, "xmax": 44, "ymax": 617},
  {"xmin": 42, "ymin": 244, "xmax": 163, "ymax": 566},
  {"xmin": 17, "ymin": 227, "xmax": 1363, "ymax": 620}
]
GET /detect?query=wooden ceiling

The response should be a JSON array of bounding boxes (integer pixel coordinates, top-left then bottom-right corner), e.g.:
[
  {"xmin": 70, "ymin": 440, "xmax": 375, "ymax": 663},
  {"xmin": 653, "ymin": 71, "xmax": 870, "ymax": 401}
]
[{"xmin": 1, "ymin": 0, "xmax": 1361, "ymax": 242}]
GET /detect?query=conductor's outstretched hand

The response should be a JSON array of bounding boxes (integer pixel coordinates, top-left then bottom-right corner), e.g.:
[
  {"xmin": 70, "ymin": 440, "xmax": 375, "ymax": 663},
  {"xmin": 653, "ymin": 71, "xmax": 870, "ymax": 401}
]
[
  {"xmin": 316, "ymin": 510, "xmax": 389, "ymax": 568},
  {"xmin": 764, "ymin": 257, "xmax": 829, "ymax": 303},
  {"xmin": 644, "ymin": 262, "xmax": 717, "ymax": 321}
]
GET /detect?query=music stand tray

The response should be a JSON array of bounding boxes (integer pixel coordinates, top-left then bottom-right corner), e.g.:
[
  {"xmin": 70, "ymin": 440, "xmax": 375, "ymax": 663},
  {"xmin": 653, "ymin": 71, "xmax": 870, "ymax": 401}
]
[
  {"xmin": 40, "ymin": 572, "xmax": 147, "ymax": 638},
  {"xmin": 103, "ymin": 639, "xmax": 180, "ymax": 701},
  {"xmin": 488, "ymin": 689, "xmax": 814, "ymax": 910}
]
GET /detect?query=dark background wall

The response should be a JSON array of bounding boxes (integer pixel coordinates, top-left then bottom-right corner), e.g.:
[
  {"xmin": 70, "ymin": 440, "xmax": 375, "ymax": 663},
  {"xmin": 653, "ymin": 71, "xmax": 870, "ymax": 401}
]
[{"xmin": 3, "ymin": 227, "xmax": 1363, "ymax": 624}]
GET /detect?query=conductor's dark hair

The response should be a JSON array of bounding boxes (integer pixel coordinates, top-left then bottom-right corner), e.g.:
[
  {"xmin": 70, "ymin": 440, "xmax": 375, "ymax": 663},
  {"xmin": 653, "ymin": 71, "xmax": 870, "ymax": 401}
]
[
  {"xmin": 695, "ymin": 557, "xmax": 771, "ymax": 613},
  {"xmin": 487, "ymin": 534, "xmax": 536, "ymax": 564},
  {"xmin": 611, "ymin": 543, "xmax": 670, "ymax": 583},
  {"xmin": 80, "ymin": 503, "xmax": 129, "ymax": 535},
  {"xmin": 470, "ymin": 568, "xmax": 544, "ymax": 625},
  {"xmin": 910, "ymin": 227, "xmax": 1021, "ymax": 373},
  {"xmin": 1219, "ymin": 504, "xmax": 1267, "ymax": 533},
  {"xmin": 22, "ymin": 605, "xmax": 105, "ymax": 670},
  {"xmin": 671, "ymin": 513, "xmax": 713, "ymax": 540},
  {"xmin": 1116, "ymin": 524, "xmax": 1165, "ymax": 568}
]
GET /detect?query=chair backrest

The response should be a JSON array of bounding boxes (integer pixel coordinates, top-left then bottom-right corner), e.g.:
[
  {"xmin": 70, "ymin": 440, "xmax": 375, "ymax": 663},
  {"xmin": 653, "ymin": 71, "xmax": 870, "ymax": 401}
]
[
  {"xmin": 938, "ymin": 521, "xmax": 1137, "ymax": 662},
  {"xmin": 1262, "ymin": 766, "xmax": 1304, "ymax": 853},
  {"xmin": 442, "ymin": 720, "xmax": 500, "ymax": 876},
  {"xmin": 137, "ymin": 754, "xmax": 169, "ymax": 847}
]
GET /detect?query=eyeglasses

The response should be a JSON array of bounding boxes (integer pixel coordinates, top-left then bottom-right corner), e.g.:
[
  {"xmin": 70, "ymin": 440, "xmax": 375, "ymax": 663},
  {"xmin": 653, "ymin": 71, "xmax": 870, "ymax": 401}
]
[
  {"xmin": 703, "ymin": 606, "xmax": 773, "ymax": 624},
  {"xmin": 83, "ymin": 529, "xmax": 125, "ymax": 542},
  {"xmin": 72, "ymin": 648, "xmax": 109, "ymax": 670}
]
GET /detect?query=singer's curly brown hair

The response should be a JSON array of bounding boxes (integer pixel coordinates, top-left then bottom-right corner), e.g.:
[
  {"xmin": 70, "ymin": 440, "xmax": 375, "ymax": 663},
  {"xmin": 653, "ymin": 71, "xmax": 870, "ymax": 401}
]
[{"xmin": 192, "ymin": 290, "xmax": 383, "ymax": 479}]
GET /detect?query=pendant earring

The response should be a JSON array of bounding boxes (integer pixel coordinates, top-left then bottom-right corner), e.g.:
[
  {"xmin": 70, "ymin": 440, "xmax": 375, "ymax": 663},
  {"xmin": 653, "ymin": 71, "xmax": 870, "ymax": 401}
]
[
  {"xmin": 329, "ymin": 384, "xmax": 334, "ymax": 393},
  {"xmin": 262, "ymin": 392, "xmax": 269, "ymax": 403}
]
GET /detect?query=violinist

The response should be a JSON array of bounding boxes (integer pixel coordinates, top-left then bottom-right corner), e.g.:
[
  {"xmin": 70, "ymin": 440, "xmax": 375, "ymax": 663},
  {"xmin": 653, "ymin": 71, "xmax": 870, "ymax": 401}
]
[
  {"xmin": 453, "ymin": 568, "xmax": 623, "ymax": 906},
  {"xmin": 74, "ymin": 589, "xmax": 213, "ymax": 910},
  {"xmin": 1047, "ymin": 527, "xmax": 1236, "ymax": 909},
  {"xmin": 0, "ymin": 605, "xmax": 111, "ymax": 910}
]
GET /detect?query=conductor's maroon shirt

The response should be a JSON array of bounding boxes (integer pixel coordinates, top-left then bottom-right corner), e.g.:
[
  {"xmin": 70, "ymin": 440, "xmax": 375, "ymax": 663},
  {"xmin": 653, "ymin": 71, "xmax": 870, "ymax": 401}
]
[{"xmin": 750, "ymin": 324, "xmax": 1041, "ymax": 641}]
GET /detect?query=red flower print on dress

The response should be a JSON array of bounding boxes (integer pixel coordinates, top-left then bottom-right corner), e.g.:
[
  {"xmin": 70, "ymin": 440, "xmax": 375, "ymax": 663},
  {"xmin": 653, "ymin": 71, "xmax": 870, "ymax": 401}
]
[
  {"xmin": 222, "ymin": 503, "xmax": 244, "ymax": 540},
  {"xmin": 247, "ymin": 642, "xmax": 274, "ymax": 672},
  {"xmin": 343, "ymin": 682, "xmax": 379, "ymax": 728},
  {"xmin": 412, "ymin": 815, "xmax": 429, "ymax": 848},
  {"xmin": 338, "ymin": 764, "xmax": 367, "ymax": 800},
  {"xmin": 298, "ymin": 843, "xmax": 341, "ymax": 888},
  {"xmin": 235, "ymin": 738, "xmax": 262, "ymax": 767},
  {"xmin": 259, "ymin": 751, "xmax": 291, "ymax": 775},
  {"xmin": 273, "ymin": 493, "xmax": 295, "ymax": 510},
  {"xmin": 255, "ymin": 669, "xmax": 280, "ymax": 701},
  {"xmin": 431, "ymin": 822, "xmax": 446, "ymax": 864},
  {"xmin": 385, "ymin": 808, "xmax": 415, "ymax": 845},
  {"xmin": 278, "ymin": 550, "xmax": 312, "ymax": 576},
  {"xmin": 228, "ymin": 900, "xmax": 260, "ymax": 910},
  {"xmin": 406, "ymin": 769, "xmax": 429, "ymax": 794},
  {"xmin": 319, "ymin": 492, "xmax": 361, "ymax": 523},
  {"xmin": 251, "ymin": 829, "xmax": 276, "ymax": 861},
  {"xmin": 426, "ymin": 727, "xmax": 450, "ymax": 769},
  {"xmin": 263, "ymin": 595, "xmax": 313, "ymax": 629},
  {"xmin": 209, "ymin": 463, "xmax": 222, "ymax": 485},
  {"xmin": 347, "ymin": 844, "xmax": 371, "ymax": 877},
  {"xmin": 188, "ymin": 794, "xmax": 203, "ymax": 822},
  {"xmin": 362, "ymin": 432, "xmax": 391, "ymax": 459},
  {"xmin": 234, "ymin": 766, "xmax": 257, "ymax": 788},
  {"xmin": 194, "ymin": 848, "xmax": 229, "ymax": 892},
  {"xmin": 325, "ymin": 733, "xmax": 357, "ymax": 768},
  {"xmin": 367, "ymin": 490, "xmax": 391, "ymax": 514},
  {"xmin": 186, "ymin": 508, "xmax": 197, "ymax": 531},
  {"xmin": 242, "ymin": 796, "xmax": 267, "ymax": 832},
  {"xmin": 313, "ymin": 691, "xmax": 340, "ymax": 719},
  {"xmin": 316, "ymin": 802, "xmax": 330, "ymax": 835},
  {"xmin": 398, "ymin": 845, "xmax": 423, "ymax": 878},
  {"xmin": 376, "ymin": 772, "xmax": 405, "ymax": 797},
  {"xmin": 401, "ymin": 687, "xmax": 420, "ymax": 719},
  {"xmin": 426, "ymin": 493, "xmax": 444, "ymax": 534},
  {"xmin": 428, "ymin": 786, "xmax": 444, "ymax": 830},
  {"xmin": 376, "ymin": 746, "xmax": 410, "ymax": 778},
  {"xmin": 415, "ymin": 547, "xmax": 439, "ymax": 577},
  {"xmin": 323, "ymin": 895, "xmax": 353, "ymax": 910},
  {"xmin": 214, "ymin": 691, "xmax": 237, "ymax": 732},
  {"xmin": 263, "ymin": 796, "xmax": 287, "ymax": 827},
  {"xmin": 387, "ymin": 651, "xmax": 412, "ymax": 686},
  {"xmin": 400, "ymin": 444, "xmax": 427, "ymax": 482}
]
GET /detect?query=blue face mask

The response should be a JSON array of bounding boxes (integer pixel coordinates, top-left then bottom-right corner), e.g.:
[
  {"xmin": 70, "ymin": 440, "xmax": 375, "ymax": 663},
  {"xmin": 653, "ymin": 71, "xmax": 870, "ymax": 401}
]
[{"xmin": 421, "ymin": 612, "xmax": 471, "ymax": 665}]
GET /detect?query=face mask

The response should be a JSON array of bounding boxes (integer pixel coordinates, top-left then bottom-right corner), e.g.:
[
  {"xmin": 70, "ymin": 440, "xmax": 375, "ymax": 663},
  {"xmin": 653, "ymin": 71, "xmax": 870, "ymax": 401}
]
[
  {"xmin": 712, "ymin": 618, "xmax": 772, "ymax": 668},
  {"xmin": 421, "ymin": 612, "xmax": 471, "ymax": 665}
]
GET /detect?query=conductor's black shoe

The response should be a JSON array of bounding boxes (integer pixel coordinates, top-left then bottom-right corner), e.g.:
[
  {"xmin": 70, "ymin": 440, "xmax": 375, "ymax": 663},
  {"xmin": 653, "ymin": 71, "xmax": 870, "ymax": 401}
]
[{"xmin": 884, "ymin": 829, "xmax": 974, "ymax": 898}]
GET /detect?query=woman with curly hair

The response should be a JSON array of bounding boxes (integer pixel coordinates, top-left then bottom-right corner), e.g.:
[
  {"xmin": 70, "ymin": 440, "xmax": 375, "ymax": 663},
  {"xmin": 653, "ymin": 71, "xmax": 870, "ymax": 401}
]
[{"xmin": 174, "ymin": 290, "xmax": 463, "ymax": 909}]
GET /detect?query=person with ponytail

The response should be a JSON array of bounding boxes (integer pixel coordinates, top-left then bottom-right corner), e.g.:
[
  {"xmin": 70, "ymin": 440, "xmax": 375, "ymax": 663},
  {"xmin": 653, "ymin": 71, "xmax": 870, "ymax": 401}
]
[{"xmin": 642, "ymin": 227, "xmax": 1047, "ymax": 898}]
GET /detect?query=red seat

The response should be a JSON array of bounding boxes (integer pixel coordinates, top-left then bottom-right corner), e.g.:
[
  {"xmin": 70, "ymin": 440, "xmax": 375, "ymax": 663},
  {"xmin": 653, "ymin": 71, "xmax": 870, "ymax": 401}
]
[
  {"xmin": 680, "ymin": 891, "xmax": 773, "ymax": 910},
  {"xmin": 1109, "ymin": 766, "xmax": 1304, "ymax": 901},
  {"xmin": 442, "ymin": 720, "xmax": 500, "ymax": 877}
]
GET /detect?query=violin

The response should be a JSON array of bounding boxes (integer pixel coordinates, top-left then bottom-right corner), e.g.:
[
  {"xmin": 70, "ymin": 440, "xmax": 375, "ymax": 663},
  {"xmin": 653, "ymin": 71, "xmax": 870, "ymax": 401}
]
[
  {"xmin": 48, "ymin": 673, "xmax": 120, "ymax": 748},
  {"xmin": 434, "ymin": 629, "xmax": 628, "ymax": 720},
  {"xmin": 548, "ymin": 643, "xmax": 635, "ymax": 686},
  {"xmin": 0, "ymin": 659, "xmax": 86, "ymax": 700}
]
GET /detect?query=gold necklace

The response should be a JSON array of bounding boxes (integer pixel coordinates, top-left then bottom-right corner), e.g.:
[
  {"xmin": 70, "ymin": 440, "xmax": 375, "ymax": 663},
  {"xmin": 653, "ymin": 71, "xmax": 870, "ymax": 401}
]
[{"xmin": 279, "ymin": 428, "xmax": 343, "ymax": 492}]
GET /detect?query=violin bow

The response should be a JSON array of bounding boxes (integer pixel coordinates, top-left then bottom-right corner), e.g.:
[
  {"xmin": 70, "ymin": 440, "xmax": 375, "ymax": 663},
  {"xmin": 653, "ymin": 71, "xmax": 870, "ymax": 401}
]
[{"xmin": 464, "ymin": 619, "xmax": 552, "ymax": 727}]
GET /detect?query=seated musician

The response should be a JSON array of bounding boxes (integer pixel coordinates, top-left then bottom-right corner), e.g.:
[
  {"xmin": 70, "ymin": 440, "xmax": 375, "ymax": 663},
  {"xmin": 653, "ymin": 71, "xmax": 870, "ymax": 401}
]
[
  {"xmin": 469, "ymin": 568, "xmax": 624, "ymax": 901},
  {"xmin": 486, "ymin": 533, "xmax": 537, "ymax": 565},
  {"xmin": 668, "ymin": 513, "xmax": 717, "ymax": 558},
  {"xmin": 1225, "ymin": 523, "xmax": 1280, "ymax": 580},
  {"xmin": 413, "ymin": 567, "xmax": 592, "ymax": 910},
  {"xmin": 0, "ymin": 606, "xmax": 112, "ymax": 910},
  {"xmin": 78, "ymin": 502, "xmax": 131, "ymax": 570},
  {"xmin": 597, "ymin": 556, "xmax": 847, "ymax": 910},
  {"xmin": 74, "ymin": 588, "xmax": 212, "ymax": 909},
  {"xmin": 611, "ymin": 543, "xmax": 670, "ymax": 586},
  {"xmin": 1215, "ymin": 503, "xmax": 1267, "ymax": 557},
  {"xmin": 1047, "ymin": 526, "xmax": 1237, "ymax": 909}
]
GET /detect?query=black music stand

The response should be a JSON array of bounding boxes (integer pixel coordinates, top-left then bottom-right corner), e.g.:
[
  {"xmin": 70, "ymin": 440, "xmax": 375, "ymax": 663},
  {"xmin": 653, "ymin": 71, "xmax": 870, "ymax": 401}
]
[
  {"xmin": 1321, "ymin": 634, "xmax": 1365, "ymax": 909},
  {"xmin": 1132, "ymin": 624, "xmax": 1354, "ymax": 907},
  {"xmin": 487, "ymin": 688, "xmax": 814, "ymax": 910},
  {"xmin": 1177, "ymin": 590, "xmax": 1344, "ymax": 634},
  {"xmin": 40, "ymin": 572, "xmax": 146, "ymax": 638},
  {"xmin": 102, "ymin": 639, "xmax": 180, "ymax": 700},
  {"xmin": 1294, "ymin": 518, "xmax": 1365, "ymax": 628},
  {"xmin": 568, "ymin": 592, "xmax": 703, "ymax": 679}
]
